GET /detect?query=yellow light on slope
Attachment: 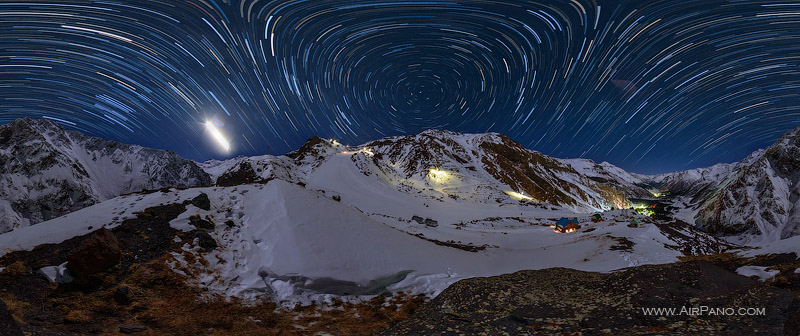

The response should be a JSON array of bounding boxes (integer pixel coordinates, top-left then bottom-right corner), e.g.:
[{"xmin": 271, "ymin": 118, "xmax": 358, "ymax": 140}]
[
  {"xmin": 505, "ymin": 190, "xmax": 534, "ymax": 201},
  {"xmin": 205, "ymin": 120, "xmax": 230, "ymax": 152},
  {"xmin": 427, "ymin": 168, "xmax": 449, "ymax": 182}
]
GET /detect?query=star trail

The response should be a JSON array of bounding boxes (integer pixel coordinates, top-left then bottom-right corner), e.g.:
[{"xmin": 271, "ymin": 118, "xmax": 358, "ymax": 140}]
[{"xmin": 1, "ymin": 0, "xmax": 799, "ymax": 173}]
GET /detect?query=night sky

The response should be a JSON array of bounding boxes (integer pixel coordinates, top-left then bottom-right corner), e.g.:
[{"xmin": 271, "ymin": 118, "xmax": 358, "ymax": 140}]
[{"xmin": 1, "ymin": 1, "xmax": 799, "ymax": 174}]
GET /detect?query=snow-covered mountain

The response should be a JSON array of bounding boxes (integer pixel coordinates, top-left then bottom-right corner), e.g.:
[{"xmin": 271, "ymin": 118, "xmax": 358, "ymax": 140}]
[
  {"xmin": 6, "ymin": 117, "xmax": 800, "ymax": 245},
  {"xmin": 564, "ymin": 158, "xmax": 653, "ymax": 196},
  {"xmin": 200, "ymin": 130, "xmax": 656, "ymax": 216},
  {"xmin": 0, "ymin": 118, "xmax": 211, "ymax": 233},
  {"xmin": 3, "ymin": 119, "xmax": 659, "ymax": 236},
  {"xmin": 4, "ymin": 117, "xmax": 799, "ymax": 304},
  {"xmin": 362, "ymin": 130, "xmax": 653, "ymax": 211},
  {"xmin": 598, "ymin": 125, "xmax": 800, "ymax": 242},
  {"xmin": 694, "ymin": 126, "xmax": 800, "ymax": 240},
  {"xmin": 648, "ymin": 163, "xmax": 736, "ymax": 199}
]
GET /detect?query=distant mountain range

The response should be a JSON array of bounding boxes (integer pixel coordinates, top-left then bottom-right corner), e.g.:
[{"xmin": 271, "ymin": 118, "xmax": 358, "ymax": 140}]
[
  {"xmin": 0, "ymin": 118, "xmax": 210, "ymax": 232},
  {"xmin": 1, "ymin": 117, "xmax": 799, "ymax": 242}
]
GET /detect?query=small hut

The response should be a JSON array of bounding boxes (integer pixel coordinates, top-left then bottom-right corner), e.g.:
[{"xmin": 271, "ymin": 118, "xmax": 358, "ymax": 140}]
[
  {"xmin": 591, "ymin": 214, "xmax": 603, "ymax": 223},
  {"xmin": 554, "ymin": 217, "xmax": 581, "ymax": 233}
]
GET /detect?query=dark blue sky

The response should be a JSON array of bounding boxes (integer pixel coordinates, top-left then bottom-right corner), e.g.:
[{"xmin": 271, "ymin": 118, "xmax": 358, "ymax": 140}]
[{"xmin": 1, "ymin": 0, "xmax": 799, "ymax": 174}]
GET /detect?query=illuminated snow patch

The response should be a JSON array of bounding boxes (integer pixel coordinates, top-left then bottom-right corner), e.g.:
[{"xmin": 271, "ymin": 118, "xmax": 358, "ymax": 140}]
[
  {"xmin": 505, "ymin": 190, "xmax": 534, "ymax": 201},
  {"xmin": 427, "ymin": 168, "xmax": 451, "ymax": 183}
]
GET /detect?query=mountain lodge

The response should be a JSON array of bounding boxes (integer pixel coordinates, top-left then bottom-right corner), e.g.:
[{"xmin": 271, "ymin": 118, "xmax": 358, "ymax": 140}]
[{"xmin": 554, "ymin": 217, "xmax": 581, "ymax": 233}]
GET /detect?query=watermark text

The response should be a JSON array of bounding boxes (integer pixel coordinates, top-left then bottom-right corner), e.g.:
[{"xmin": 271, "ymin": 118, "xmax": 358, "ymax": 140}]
[{"xmin": 641, "ymin": 306, "xmax": 765, "ymax": 316}]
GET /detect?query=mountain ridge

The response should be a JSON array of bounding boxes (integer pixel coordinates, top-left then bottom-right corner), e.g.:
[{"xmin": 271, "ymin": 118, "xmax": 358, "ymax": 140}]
[
  {"xmin": 3, "ymin": 117, "xmax": 800, "ymax": 242},
  {"xmin": 695, "ymin": 126, "xmax": 800, "ymax": 241},
  {"xmin": 0, "ymin": 118, "xmax": 212, "ymax": 233}
]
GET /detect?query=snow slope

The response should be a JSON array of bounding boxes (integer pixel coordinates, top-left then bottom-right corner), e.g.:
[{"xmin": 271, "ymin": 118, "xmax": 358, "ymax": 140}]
[
  {"xmin": 0, "ymin": 178, "xmax": 706, "ymax": 304},
  {"xmin": 0, "ymin": 189, "xmax": 188, "ymax": 253}
]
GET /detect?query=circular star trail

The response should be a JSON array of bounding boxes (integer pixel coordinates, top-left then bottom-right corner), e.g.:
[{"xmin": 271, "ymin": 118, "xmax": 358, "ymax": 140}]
[{"xmin": 1, "ymin": 0, "xmax": 799, "ymax": 173}]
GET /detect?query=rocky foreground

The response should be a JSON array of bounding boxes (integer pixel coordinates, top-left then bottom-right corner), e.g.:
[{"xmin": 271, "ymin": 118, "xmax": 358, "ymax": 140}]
[{"xmin": 383, "ymin": 260, "xmax": 800, "ymax": 336}]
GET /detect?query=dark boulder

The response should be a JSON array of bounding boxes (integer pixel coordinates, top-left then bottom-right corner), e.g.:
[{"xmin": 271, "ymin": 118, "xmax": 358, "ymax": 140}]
[
  {"xmin": 119, "ymin": 324, "xmax": 146, "ymax": 334},
  {"xmin": 194, "ymin": 231, "xmax": 218, "ymax": 250},
  {"xmin": 188, "ymin": 215, "xmax": 214, "ymax": 231},
  {"xmin": 114, "ymin": 286, "xmax": 131, "ymax": 305},
  {"xmin": 0, "ymin": 298, "xmax": 23, "ymax": 336},
  {"xmin": 65, "ymin": 228, "xmax": 121, "ymax": 281},
  {"xmin": 190, "ymin": 193, "xmax": 211, "ymax": 211}
]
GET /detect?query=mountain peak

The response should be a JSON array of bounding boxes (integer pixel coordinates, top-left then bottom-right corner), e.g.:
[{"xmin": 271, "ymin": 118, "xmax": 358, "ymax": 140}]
[
  {"xmin": 286, "ymin": 136, "xmax": 328, "ymax": 160},
  {"xmin": 417, "ymin": 129, "xmax": 464, "ymax": 137},
  {"xmin": 414, "ymin": 129, "xmax": 507, "ymax": 142},
  {"xmin": 0, "ymin": 117, "xmax": 77, "ymax": 148},
  {"xmin": 1, "ymin": 117, "xmax": 62, "ymax": 131}
]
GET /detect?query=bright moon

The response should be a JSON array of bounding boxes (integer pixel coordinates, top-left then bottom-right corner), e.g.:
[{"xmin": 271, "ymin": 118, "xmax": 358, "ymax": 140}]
[{"xmin": 205, "ymin": 120, "xmax": 230, "ymax": 152}]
